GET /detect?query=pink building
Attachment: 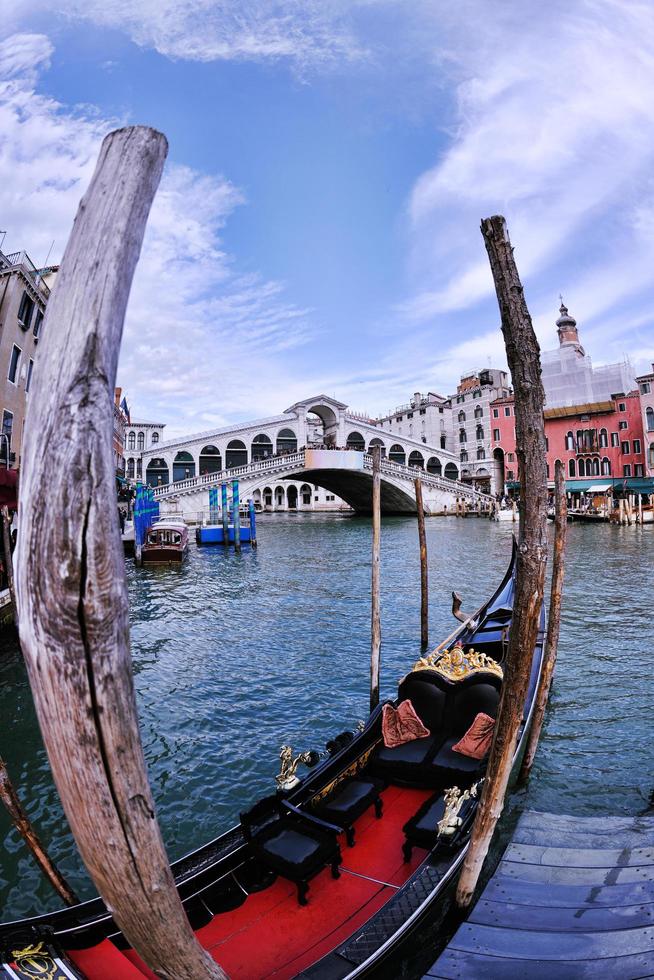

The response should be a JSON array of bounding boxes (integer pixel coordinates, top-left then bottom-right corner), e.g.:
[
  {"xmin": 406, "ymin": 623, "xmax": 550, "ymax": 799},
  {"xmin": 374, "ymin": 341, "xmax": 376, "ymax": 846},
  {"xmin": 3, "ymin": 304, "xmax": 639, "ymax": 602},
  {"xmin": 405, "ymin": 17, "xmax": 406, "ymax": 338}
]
[{"xmin": 636, "ymin": 364, "xmax": 654, "ymax": 476}]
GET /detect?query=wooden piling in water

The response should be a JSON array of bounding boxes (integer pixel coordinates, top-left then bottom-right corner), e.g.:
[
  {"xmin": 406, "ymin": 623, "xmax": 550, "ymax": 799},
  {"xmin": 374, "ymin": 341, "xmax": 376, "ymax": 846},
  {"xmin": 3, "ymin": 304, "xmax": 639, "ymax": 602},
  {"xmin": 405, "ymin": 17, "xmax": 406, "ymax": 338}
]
[
  {"xmin": 370, "ymin": 446, "xmax": 381, "ymax": 712},
  {"xmin": 15, "ymin": 126, "xmax": 228, "ymax": 980},
  {"xmin": 519, "ymin": 458, "xmax": 567, "ymax": 782},
  {"xmin": 233, "ymin": 479, "xmax": 241, "ymax": 553},
  {"xmin": 0, "ymin": 754, "xmax": 79, "ymax": 906},
  {"xmin": 414, "ymin": 477, "xmax": 428, "ymax": 648},
  {"xmin": 456, "ymin": 215, "xmax": 548, "ymax": 909},
  {"xmin": 249, "ymin": 498, "xmax": 257, "ymax": 548},
  {"xmin": 221, "ymin": 482, "xmax": 229, "ymax": 546}
]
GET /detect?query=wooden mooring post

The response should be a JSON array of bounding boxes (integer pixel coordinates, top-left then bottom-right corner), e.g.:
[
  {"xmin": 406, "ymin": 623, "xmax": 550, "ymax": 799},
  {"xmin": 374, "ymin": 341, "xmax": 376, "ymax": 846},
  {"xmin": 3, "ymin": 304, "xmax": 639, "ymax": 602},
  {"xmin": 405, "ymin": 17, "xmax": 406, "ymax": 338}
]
[
  {"xmin": 221, "ymin": 481, "xmax": 230, "ymax": 546},
  {"xmin": 0, "ymin": 754, "xmax": 79, "ymax": 906},
  {"xmin": 456, "ymin": 215, "xmax": 548, "ymax": 908},
  {"xmin": 370, "ymin": 446, "xmax": 381, "ymax": 712},
  {"xmin": 520, "ymin": 458, "xmax": 567, "ymax": 781},
  {"xmin": 414, "ymin": 477, "xmax": 428, "ymax": 648},
  {"xmin": 232, "ymin": 479, "xmax": 241, "ymax": 553},
  {"xmin": 16, "ymin": 127, "xmax": 228, "ymax": 980}
]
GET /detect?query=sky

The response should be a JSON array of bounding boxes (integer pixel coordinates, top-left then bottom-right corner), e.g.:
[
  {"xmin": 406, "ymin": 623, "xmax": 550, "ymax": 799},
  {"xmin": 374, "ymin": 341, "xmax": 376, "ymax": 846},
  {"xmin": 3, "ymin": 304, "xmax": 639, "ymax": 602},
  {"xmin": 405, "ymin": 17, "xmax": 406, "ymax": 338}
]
[{"xmin": 1, "ymin": 0, "xmax": 653, "ymax": 438}]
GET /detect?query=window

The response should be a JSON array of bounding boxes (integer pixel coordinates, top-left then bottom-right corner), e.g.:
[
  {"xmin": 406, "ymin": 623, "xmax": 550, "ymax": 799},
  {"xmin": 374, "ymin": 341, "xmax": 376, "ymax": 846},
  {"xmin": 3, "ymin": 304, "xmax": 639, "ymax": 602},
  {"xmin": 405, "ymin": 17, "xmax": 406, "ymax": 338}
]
[
  {"xmin": 599, "ymin": 428, "xmax": 608, "ymax": 448},
  {"xmin": 440, "ymin": 435, "xmax": 446, "ymax": 449},
  {"xmin": 33, "ymin": 309, "xmax": 44, "ymax": 339},
  {"xmin": 1, "ymin": 411, "xmax": 13, "ymax": 460},
  {"xmin": 397, "ymin": 415, "xmax": 403, "ymax": 422},
  {"xmin": 493, "ymin": 428, "xmax": 500, "ymax": 441},
  {"xmin": 649, "ymin": 444, "xmax": 654, "ymax": 469},
  {"xmin": 619, "ymin": 402, "xmax": 626, "ymax": 412},
  {"xmin": 633, "ymin": 439, "xmax": 641, "ymax": 455},
  {"xmin": 407, "ymin": 412, "xmax": 413, "ymax": 418},
  {"xmin": 458, "ymin": 410, "xmax": 466, "ymax": 423},
  {"xmin": 127, "ymin": 458, "xmax": 135, "ymax": 478},
  {"xmin": 546, "ymin": 463, "xmax": 550, "ymax": 478},
  {"xmin": 544, "ymin": 437, "xmax": 549, "ymax": 450},
  {"xmin": 565, "ymin": 431, "xmax": 574, "ymax": 451},
  {"xmin": 459, "ymin": 428, "xmax": 467, "ymax": 444},
  {"xmin": 611, "ymin": 432, "xmax": 619, "ymax": 447},
  {"xmin": 137, "ymin": 432, "xmax": 145, "ymax": 451},
  {"xmin": 477, "ymin": 447, "xmax": 484, "ymax": 460},
  {"xmin": 493, "ymin": 408, "xmax": 499, "ymax": 418},
  {"xmin": 504, "ymin": 406, "xmax": 511, "ymax": 417},
  {"xmin": 17, "ymin": 291, "xmax": 35, "ymax": 330},
  {"xmin": 621, "ymin": 441, "xmax": 630, "ymax": 455},
  {"xmin": 128, "ymin": 432, "xmax": 136, "ymax": 450},
  {"xmin": 474, "ymin": 406, "xmax": 483, "ymax": 419},
  {"xmin": 507, "ymin": 453, "xmax": 515, "ymax": 462},
  {"xmin": 635, "ymin": 464, "xmax": 644, "ymax": 477},
  {"xmin": 476, "ymin": 424, "xmax": 484, "ymax": 441},
  {"xmin": 568, "ymin": 458, "xmax": 576, "ymax": 477},
  {"xmin": 601, "ymin": 457, "xmax": 611, "ymax": 476},
  {"xmin": 26, "ymin": 358, "xmax": 34, "ymax": 393},
  {"xmin": 619, "ymin": 420, "xmax": 627, "ymax": 430},
  {"xmin": 647, "ymin": 407, "xmax": 654, "ymax": 431},
  {"xmin": 151, "ymin": 432, "xmax": 159, "ymax": 444},
  {"xmin": 640, "ymin": 382, "xmax": 651, "ymax": 395},
  {"xmin": 460, "ymin": 450, "xmax": 468, "ymax": 462},
  {"xmin": 419, "ymin": 408, "xmax": 426, "ymax": 415},
  {"xmin": 623, "ymin": 464, "xmax": 632, "ymax": 477},
  {"xmin": 506, "ymin": 470, "xmax": 515, "ymax": 481},
  {"xmin": 7, "ymin": 345, "xmax": 21, "ymax": 384}
]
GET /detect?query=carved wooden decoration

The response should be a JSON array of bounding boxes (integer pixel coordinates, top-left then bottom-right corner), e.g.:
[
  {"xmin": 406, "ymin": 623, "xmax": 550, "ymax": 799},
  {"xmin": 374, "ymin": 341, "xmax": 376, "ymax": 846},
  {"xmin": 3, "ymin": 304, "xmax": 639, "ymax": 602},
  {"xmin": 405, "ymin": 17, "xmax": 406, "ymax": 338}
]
[{"xmin": 16, "ymin": 127, "xmax": 227, "ymax": 979}]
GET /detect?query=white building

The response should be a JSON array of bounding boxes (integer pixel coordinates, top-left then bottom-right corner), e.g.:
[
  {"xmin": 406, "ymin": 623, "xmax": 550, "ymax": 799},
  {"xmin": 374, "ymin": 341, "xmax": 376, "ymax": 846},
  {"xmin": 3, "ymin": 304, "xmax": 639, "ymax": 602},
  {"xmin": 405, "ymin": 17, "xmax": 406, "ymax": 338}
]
[{"xmin": 125, "ymin": 419, "xmax": 166, "ymax": 481}]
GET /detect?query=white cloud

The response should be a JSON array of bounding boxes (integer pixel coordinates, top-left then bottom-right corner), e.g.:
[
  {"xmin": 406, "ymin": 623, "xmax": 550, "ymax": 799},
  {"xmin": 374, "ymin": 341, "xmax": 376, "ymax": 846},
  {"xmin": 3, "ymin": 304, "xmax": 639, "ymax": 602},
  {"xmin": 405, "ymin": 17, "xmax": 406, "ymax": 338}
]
[{"xmin": 0, "ymin": 33, "xmax": 314, "ymax": 436}]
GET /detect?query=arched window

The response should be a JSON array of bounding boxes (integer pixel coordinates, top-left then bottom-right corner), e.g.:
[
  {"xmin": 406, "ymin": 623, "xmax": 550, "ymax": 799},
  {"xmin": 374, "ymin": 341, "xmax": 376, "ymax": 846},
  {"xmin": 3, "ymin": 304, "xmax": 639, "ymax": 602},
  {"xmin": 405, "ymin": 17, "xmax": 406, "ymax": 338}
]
[
  {"xmin": 127, "ymin": 458, "xmax": 135, "ymax": 479},
  {"xmin": 128, "ymin": 432, "xmax": 135, "ymax": 450},
  {"xmin": 146, "ymin": 458, "xmax": 169, "ymax": 487},
  {"xmin": 592, "ymin": 457, "xmax": 600, "ymax": 476},
  {"xmin": 460, "ymin": 450, "xmax": 468, "ymax": 463},
  {"xmin": 649, "ymin": 444, "xmax": 654, "ymax": 469},
  {"xmin": 300, "ymin": 483, "xmax": 312, "ymax": 505},
  {"xmin": 458, "ymin": 410, "xmax": 466, "ymax": 423},
  {"xmin": 565, "ymin": 431, "xmax": 574, "ymax": 451},
  {"xmin": 368, "ymin": 437, "xmax": 386, "ymax": 457},
  {"xmin": 136, "ymin": 458, "xmax": 142, "ymax": 478},
  {"xmin": 251, "ymin": 433, "xmax": 273, "ymax": 461},
  {"xmin": 263, "ymin": 486, "xmax": 273, "ymax": 507},
  {"xmin": 476, "ymin": 424, "xmax": 484, "ymax": 441},
  {"xmin": 647, "ymin": 407, "xmax": 654, "ymax": 432},
  {"xmin": 226, "ymin": 439, "xmax": 247, "ymax": 468},
  {"xmin": 459, "ymin": 428, "xmax": 467, "ymax": 444},
  {"xmin": 199, "ymin": 444, "xmax": 222, "ymax": 474},
  {"xmin": 173, "ymin": 451, "xmax": 195, "ymax": 481},
  {"xmin": 276, "ymin": 428, "xmax": 297, "ymax": 454},
  {"xmin": 137, "ymin": 432, "xmax": 145, "ymax": 451},
  {"xmin": 389, "ymin": 444, "xmax": 406, "ymax": 465},
  {"xmin": 474, "ymin": 405, "xmax": 483, "ymax": 419},
  {"xmin": 287, "ymin": 485, "xmax": 298, "ymax": 509},
  {"xmin": 602, "ymin": 457, "xmax": 611, "ymax": 475},
  {"xmin": 599, "ymin": 428, "xmax": 608, "ymax": 448},
  {"xmin": 568, "ymin": 458, "xmax": 576, "ymax": 477},
  {"xmin": 427, "ymin": 457, "xmax": 442, "ymax": 475},
  {"xmin": 274, "ymin": 486, "xmax": 285, "ymax": 506},
  {"xmin": 444, "ymin": 462, "xmax": 459, "ymax": 481},
  {"xmin": 408, "ymin": 450, "xmax": 424, "ymax": 469},
  {"xmin": 346, "ymin": 431, "xmax": 365, "ymax": 451}
]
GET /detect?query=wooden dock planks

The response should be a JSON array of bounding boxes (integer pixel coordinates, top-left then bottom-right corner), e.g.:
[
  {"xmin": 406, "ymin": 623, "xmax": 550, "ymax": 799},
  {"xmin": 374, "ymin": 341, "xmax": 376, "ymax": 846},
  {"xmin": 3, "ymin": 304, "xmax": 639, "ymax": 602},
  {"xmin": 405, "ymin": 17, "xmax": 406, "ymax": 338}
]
[{"xmin": 425, "ymin": 809, "xmax": 654, "ymax": 979}]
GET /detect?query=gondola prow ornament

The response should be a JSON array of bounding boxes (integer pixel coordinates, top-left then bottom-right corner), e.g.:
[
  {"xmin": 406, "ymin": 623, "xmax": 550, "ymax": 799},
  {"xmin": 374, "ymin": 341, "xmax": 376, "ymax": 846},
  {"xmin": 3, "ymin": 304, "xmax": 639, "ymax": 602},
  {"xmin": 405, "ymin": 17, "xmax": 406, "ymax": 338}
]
[{"xmin": 276, "ymin": 745, "xmax": 320, "ymax": 791}]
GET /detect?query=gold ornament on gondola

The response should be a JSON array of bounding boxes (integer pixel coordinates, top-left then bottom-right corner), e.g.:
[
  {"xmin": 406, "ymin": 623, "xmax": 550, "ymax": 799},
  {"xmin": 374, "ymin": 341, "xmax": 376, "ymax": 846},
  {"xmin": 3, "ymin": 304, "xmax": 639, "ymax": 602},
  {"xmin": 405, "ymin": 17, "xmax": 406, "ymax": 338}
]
[
  {"xmin": 276, "ymin": 745, "xmax": 315, "ymax": 791},
  {"xmin": 412, "ymin": 644, "xmax": 503, "ymax": 682},
  {"xmin": 437, "ymin": 779, "xmax": 484, "ymax": 837},
  {"xmin": 10, "ymin": 943, "xmax": 62, "ymax": 980}
]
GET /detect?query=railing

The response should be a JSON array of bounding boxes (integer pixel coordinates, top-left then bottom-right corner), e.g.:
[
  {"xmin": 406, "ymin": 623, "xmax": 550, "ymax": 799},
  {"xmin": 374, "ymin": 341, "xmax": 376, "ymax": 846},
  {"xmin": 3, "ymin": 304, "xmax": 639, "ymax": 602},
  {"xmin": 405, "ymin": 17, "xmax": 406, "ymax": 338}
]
[
  {"xmin": 1, "ymin": 249, "xmax": 51, "ymax": 298},
  {"xmin": 152, "ymin": 449, "xmax": 493, "ymax": 503}
]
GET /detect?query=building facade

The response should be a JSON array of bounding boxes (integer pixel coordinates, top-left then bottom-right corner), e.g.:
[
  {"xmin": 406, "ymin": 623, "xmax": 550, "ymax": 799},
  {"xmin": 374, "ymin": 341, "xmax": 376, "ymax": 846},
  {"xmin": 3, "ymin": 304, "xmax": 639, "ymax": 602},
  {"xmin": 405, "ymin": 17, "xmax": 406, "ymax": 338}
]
[
  {"xmin": 125, "ymin": 418, "xmax": 166, "ymax": 481},
  {"xmin": 636, "ymin": 364, "xmax": 654, "ymax": 476},
  {"xmin": 0, "ymin": 248, "xmax": 56, "ymax": 467}
]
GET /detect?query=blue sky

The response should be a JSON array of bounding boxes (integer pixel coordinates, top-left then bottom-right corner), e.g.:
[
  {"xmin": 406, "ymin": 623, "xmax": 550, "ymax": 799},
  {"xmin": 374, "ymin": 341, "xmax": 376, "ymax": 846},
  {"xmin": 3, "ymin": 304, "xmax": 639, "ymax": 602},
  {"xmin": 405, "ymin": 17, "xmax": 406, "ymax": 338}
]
[{"xmin": 1, "ymin": 2, "xmax": 653, "ymax": 437}]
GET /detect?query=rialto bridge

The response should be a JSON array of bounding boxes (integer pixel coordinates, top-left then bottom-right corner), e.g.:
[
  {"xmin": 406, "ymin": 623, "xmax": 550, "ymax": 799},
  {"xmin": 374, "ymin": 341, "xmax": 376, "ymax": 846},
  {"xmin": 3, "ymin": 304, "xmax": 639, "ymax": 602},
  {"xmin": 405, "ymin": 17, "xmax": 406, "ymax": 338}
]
[{"xmin": 139, "ymin": 396, "xmax": 493, "ymax": 518}]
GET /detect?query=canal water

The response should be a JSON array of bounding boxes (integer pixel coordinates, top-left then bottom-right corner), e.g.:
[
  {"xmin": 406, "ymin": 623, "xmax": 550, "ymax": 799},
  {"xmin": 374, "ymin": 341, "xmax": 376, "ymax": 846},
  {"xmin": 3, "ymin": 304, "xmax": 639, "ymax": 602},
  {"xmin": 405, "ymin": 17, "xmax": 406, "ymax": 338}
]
[{"xmin": 1, "ymin": 516, "xmax": 652, "ymax": 928}]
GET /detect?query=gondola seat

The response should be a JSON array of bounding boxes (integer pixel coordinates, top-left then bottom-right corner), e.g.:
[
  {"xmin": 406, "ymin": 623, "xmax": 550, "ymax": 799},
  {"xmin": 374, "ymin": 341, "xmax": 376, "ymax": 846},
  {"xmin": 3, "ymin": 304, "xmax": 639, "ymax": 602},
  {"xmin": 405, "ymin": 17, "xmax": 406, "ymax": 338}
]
[
  {"xmin": 313, "ymin": 777, "xmax": 384, "ymax": 847},
  {"xmin": 240, "ymin": 796, "xmax": 343, "ymax": 906},
  {"xmin": 429, "ymin": 681, "xmax": 499, "ymax": 785},
  {"xmin": 369, "ymin": 677, "xmax": 448, "ymax": 786},
  {"xmin": 402, "ymin": 788, "xmax": 477, "ymax": 862}
]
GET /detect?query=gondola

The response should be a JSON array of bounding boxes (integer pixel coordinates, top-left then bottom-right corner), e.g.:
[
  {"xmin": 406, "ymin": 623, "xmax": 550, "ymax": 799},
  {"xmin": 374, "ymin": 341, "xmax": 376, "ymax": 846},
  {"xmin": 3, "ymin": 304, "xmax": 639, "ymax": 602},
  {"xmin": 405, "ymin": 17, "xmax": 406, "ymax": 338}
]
[{"xmin": 0, "ymin": 541, "xmax": 545, "ymax": 980}]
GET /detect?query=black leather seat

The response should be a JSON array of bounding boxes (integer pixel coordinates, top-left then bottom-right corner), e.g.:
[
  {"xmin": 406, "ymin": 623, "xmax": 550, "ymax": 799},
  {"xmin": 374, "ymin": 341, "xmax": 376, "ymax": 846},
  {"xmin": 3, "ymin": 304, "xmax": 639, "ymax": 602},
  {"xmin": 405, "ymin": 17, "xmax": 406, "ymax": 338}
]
[
  {"xmin": 313, "ymin": 777, "xmax": 384, "ymax": 847},
  {"xmin": 370, "ymin": 675, "xmax": 448, "ymax": 786},
  {"xmin": 402, "ymin": 788, "xmax": 477, "ymax": 862},
  {"xmin": 240, "ymin": 795, "xmax": 342, "ymax": 905},
  {"xmin": 429, "ymin": 681, "xmax": 499, "ymax": 785}
]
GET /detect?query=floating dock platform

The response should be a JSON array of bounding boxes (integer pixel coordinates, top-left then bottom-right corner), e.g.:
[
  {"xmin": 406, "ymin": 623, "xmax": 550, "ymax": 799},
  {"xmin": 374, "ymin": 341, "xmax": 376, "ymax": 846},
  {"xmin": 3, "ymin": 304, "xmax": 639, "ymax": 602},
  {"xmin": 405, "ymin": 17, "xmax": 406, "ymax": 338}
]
[
  {"xmin": 195, "ymin": 524, "xmax": 252, "ymax": 545},
  {"xmin": 426, "ymin": 808, "xmax": 654, "ymax": 979}
]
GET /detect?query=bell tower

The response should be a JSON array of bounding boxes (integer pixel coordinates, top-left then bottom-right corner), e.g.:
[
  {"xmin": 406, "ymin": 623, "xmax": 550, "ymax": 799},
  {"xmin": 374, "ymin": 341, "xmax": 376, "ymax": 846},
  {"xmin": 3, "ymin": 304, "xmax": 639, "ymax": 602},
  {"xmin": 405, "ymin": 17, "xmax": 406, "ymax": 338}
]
[{"xmin": 556, "ymin": 299, "xmax": 584, "ymax": 356}]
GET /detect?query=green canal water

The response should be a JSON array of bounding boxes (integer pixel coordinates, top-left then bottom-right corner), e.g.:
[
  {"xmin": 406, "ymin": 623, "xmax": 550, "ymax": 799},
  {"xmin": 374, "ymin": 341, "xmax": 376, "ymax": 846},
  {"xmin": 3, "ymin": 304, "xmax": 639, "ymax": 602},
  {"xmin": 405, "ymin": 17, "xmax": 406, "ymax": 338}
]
[{"xmin": 1, "ymin": 515, "xmax": 652, "ymax": 928}]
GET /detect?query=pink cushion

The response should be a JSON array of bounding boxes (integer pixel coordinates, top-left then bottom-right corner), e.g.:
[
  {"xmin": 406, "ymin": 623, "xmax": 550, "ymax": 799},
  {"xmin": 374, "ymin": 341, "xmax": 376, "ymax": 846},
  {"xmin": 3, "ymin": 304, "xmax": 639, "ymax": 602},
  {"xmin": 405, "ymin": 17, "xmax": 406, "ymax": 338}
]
[
  {"xmin": 382, "ymin": 700, "xmax": 430, "ymax": 749},
  {"xmin": 452, "ymin": 712, "xmax": 495, "ymax": 760}
]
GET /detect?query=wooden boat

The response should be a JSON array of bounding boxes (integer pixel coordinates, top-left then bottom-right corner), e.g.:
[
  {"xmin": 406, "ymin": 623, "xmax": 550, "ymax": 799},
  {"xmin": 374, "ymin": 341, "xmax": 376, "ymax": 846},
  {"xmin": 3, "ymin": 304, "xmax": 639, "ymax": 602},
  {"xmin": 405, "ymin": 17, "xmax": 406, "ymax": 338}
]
[
  {"xmin": 141, "ymin": 519, "xmax": 188, "ymax": 564},
  {"xmin": 0, "ymin": 543, "xmax": 545, "ymax": 980},
  {"xmin": 491, "ymin": 505, "xmax": 516, "ymax": 522}
]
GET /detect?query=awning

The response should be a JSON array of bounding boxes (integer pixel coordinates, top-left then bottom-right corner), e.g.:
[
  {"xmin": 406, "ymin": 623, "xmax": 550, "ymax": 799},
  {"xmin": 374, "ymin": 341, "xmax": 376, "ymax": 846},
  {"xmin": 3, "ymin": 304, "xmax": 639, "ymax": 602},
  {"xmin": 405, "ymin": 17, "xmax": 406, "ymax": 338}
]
[{"xmin": 565, "ymin": 480, "xmax": 612, "ymax": 493}]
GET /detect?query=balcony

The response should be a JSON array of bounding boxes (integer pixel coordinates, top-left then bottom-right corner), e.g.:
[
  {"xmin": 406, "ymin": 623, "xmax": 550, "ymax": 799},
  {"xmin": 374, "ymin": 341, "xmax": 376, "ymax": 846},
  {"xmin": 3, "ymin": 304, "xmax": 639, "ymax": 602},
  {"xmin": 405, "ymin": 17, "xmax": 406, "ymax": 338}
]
[{"xmin": 0, "ymin": 249, "xmax": 51, "ymax": 299}]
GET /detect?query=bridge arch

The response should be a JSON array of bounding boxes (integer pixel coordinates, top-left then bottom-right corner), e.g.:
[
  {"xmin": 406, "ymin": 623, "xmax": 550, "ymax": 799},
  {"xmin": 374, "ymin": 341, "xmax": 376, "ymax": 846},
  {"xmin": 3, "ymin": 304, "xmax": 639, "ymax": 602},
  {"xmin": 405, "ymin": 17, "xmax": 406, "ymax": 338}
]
[
  {"xmin": 426, "ymin": 456, "xmax": 442, "ymax": 476},
  {"xmin": 408, "ymin": 450, "xmax": 424, "ymax": 469},
  {"xmin": 147, "ymin": 457, "xmax": 169, "ymax": 486},
  {"xmin": 173, "ymin": 451, "xmax": 195, "ymax": 481},
  {"xmin": 389, "ymin": 443, "xmax": 406, "ymax": 465},
  {"xmin": 346, "ymin": 430, "xmax": 365, "ymax": 451},
  {"xmin": 276, "ymin": 428, "xmax": 297, "ymax": 454},
  {"xmin": 199, "ymin": 444, "xmax": 222, "ymax": 474},
  {"xmin": 444, "ymin": 462, "xmax": 459, "ymax": 480},
  {"xmin": 251, "ymin": 433, "xmax": 273, "ymax": 461},
  {"xmin": 274, "ymin": 485, "xmax": 286, "ymax": 508},
  {"xmin": 287, "ymin": 485, "xmax": 298, "ymax": 509},
  {"xmin": 226, "ymin": 439, "xmax": 247, "ymax": 468},
  {"xmin": 305, "ymin": 404, "xmax": 339, "ymax": 446},
  {"xmin": 368, "ymin": 437, "xmax": 386, "ymax": 456}
]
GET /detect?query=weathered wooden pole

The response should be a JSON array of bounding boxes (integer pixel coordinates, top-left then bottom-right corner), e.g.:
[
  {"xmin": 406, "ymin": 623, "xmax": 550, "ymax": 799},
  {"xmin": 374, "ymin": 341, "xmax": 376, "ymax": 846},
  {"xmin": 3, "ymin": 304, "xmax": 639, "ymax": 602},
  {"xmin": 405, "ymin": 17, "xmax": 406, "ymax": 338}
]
[
  {"xmin": 456, "ymin": 215, "xmax": 548, "ymax": 909},
  {"xmin": 370, "ymin": 446, "xmax": 381, "ymax": 712},
  {"xmin": 414, "ymin": 477, "xmax": 428, "ymax": 648},
  {"xmin": 519, "ymin": 458, "xmax": 567, "ymax": 781},
  {"xmin": 15, "ymin": 127, "xmax": 228, "ymax": 980},
  {"xmin": 232, "ymin": 480, "xmax": 241, "ymax": 553},
  {"xmin": 248, "ymin": 498, "xmax": 257, "ymax": 548},
  {"xmin": 1, "ymin": 505, "xmax": 17, "ymax": 626},
  {"xmin": 0, "ymin": 754, "xmax": 79, "ymax": 906}
]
